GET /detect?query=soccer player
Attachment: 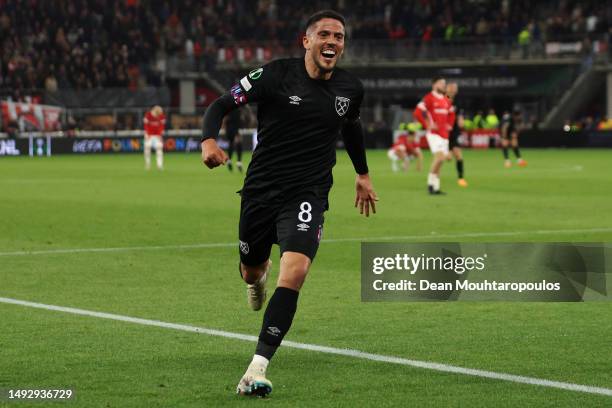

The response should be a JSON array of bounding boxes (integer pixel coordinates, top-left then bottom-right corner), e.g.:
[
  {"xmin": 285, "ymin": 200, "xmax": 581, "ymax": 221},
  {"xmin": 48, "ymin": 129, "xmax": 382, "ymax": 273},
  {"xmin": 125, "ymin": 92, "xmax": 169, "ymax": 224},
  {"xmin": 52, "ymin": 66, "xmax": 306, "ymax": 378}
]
[
  {"xmin": 143, "ymin": 105, "xmax": 165, "ymax": 170},
  {"xmin": 413, "ymin": 77, "xmax": 453, "ymax": 194},
  {"xmin": 200, "ymin": 10, "xmax": 377, "ymax": 397},
  {"xmin": 445, "ymin": 82, "xmax": 468, "ymax": 187},
  {"xmin": 500, "ymin": 109, "xmax": 527, "ymax": 168},
  {"xmin": 224, "ymin": 108, "xmax": 244, "ymax": 172},
  {"xmin": 387, "ymin": 131, "xmax": 422, "ymax": 172}
]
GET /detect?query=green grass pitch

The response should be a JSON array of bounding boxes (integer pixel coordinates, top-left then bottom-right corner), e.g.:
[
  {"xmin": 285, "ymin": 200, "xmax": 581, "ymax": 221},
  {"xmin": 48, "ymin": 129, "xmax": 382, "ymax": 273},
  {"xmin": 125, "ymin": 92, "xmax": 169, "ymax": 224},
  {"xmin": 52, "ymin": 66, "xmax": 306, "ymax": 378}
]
[{"xmin": 0, "ymin": 149, "xmax": 611, "ymax": 407}]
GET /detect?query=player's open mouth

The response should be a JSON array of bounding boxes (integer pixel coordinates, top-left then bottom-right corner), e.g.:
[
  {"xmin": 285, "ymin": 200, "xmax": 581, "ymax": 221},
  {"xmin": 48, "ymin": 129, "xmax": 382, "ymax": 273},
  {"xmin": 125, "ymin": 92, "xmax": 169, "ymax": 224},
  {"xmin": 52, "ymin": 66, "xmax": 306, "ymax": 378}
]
[{"xmin": 321, "ymin": 49, "xmax": 336, "ymax": 62}]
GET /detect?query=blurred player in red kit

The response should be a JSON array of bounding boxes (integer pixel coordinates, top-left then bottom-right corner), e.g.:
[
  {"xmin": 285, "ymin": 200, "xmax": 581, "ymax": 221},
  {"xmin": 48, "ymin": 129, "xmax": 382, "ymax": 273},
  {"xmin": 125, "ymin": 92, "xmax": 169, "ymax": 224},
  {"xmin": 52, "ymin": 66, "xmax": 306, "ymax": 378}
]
[
  {"xmin": 413, "ymin": 77, "xmax": 453, "ymax": 195},
  {"xmin": 143, "ymin": 105, "xmax": 166, "ymax": 170},
  {"xmin": 387, "ymin": 130, "xmax": 422, "ymax": 172}
]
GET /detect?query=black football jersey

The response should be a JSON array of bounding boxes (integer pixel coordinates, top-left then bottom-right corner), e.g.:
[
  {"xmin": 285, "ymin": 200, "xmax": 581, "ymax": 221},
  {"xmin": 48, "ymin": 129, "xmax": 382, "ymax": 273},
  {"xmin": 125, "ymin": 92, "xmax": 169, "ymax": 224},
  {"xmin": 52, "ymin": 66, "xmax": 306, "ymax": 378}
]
[{"xmin": 230, "ymin": 58, "xmax": 364, "ymax": 203}]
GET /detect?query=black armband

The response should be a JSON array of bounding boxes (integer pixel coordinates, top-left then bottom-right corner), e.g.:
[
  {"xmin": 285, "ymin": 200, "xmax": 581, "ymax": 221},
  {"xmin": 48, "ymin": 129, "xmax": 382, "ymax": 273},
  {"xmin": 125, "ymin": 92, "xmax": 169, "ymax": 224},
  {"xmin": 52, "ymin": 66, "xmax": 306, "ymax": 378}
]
[
  {"xmin": 341, "ymin": 119, "xmax": 369, "ymax": 175},
  {"xmin": 201, "ymin": 94, "xmax": 238, "ymax": 143}
]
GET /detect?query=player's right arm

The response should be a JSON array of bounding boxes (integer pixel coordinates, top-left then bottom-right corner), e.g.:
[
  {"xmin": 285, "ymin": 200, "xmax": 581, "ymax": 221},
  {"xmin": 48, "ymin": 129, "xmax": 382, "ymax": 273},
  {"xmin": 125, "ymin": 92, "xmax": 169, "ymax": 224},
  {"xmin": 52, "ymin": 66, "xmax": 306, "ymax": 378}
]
[
  {"xmin": 201, "ymin": 94, "xmax": 234, "ymax": 168},
  {"xmin": 143, "ymin": 113, "xmax": 149, "ymax": 139},
  {"xmin": 413, "ymin": 95, "xmax": 436, "ymax": 131},
  {"xmin": 201, "ymin": 62, "xmax": 278, "ymax": 169}
]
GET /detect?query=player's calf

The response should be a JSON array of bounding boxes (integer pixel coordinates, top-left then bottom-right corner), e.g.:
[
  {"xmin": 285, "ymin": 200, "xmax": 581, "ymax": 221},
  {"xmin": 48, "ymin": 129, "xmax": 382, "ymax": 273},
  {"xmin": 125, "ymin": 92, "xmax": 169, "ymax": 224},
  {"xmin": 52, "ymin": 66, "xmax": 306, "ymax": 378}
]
[{"xmin": 244, "ymin": 260, "xmax": 271, "ymax": 311}]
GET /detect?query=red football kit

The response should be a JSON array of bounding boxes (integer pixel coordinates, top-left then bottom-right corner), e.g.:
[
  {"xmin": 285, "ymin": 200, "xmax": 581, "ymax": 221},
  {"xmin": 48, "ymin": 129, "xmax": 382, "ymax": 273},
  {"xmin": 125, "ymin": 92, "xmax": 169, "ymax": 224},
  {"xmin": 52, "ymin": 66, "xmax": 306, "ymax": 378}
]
[
  {"xmin": 144, "ymin": 111, "xmax": 166, "ymax": 137},
  {"xmin": 413, "ymin": 91, "xmax": 453, "ymax": 139}
]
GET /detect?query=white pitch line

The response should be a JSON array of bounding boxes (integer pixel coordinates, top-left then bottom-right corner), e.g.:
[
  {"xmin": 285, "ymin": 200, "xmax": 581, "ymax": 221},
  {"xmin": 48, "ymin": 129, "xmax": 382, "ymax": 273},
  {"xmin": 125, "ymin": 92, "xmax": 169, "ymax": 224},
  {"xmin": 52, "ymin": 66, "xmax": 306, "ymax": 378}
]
[
  {"xmin": 0, "ymin": 296, "xmax": 611, "ymax": 397},
  {"xmin": 1, "ymin": 227, "xmax": 612, "ymax": 257},
  {"xmin": 0, "ymin": 242, "xmax": 235, "ymax": 257}
]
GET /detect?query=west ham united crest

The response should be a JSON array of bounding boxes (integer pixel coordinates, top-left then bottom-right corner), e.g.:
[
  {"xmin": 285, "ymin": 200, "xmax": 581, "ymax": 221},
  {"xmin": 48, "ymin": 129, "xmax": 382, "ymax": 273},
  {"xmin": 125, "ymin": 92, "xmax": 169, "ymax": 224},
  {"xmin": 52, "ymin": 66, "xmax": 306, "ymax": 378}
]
[{"xmin": 335, "ymin": 96, "xmax": 350, "ymax": 117}]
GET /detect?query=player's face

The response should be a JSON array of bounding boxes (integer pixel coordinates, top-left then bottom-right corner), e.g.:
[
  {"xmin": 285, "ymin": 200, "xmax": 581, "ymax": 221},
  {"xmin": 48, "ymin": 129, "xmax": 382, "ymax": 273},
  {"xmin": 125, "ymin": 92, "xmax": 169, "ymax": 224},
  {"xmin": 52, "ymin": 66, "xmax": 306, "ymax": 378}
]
[
  {"xmin": 446, "ymin": 83, "xmax": 458, "ymax": 98},
  {"xmin": 303, "ymin": 18, "xmax": 345, "ymax": 73},
  {"xmin": 433, "ymin": 79, "xmax": 446, "ymax": 94}
]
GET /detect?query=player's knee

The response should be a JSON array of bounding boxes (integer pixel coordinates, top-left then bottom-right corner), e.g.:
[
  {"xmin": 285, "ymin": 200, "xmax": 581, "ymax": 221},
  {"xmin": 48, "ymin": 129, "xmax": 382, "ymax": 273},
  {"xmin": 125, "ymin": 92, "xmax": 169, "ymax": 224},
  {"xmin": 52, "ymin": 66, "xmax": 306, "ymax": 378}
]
[
  {"xmin": 240, "ymin": 261, "xmax": 268, "ymax": 284},
  {"xmin": 278, "ymin": 253, "xmax": 311, "ymax": 291}
]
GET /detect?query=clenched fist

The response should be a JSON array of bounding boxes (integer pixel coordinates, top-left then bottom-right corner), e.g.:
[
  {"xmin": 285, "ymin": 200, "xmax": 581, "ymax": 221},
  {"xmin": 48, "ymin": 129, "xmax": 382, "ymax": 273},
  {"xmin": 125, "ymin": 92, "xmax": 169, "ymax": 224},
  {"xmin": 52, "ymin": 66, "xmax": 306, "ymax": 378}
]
[{"xmin": 201, "ymin": 139, "xmax": 229, "ymax": 169}]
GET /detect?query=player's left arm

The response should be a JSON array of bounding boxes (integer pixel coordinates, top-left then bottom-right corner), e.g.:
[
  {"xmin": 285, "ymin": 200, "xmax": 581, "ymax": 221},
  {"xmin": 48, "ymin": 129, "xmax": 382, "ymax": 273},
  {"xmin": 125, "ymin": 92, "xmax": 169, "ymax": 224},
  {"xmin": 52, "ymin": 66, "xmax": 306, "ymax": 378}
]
[
  {"xmin": 457, "ymin": 113, "xmax": 464, "ymax": 129},
  {"xmin": 448, "ymin": 105, "xmax": 456, "ymax": 131},
  {"xmin": 341, "ymin": 117, "xmax": 378, "ymax": 217}
]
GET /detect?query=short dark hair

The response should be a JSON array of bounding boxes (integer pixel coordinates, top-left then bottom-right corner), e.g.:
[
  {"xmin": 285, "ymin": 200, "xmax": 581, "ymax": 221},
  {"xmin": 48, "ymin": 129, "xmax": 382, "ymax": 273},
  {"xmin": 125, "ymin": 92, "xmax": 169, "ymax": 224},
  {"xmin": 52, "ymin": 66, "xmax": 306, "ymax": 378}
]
[
  {"xmin": 305, "ymin": 10, "xmax": 346, "ymax": 32},
  {"xmin": 432, "ymin": 76, "xmax": 445, "ymax": 84}
]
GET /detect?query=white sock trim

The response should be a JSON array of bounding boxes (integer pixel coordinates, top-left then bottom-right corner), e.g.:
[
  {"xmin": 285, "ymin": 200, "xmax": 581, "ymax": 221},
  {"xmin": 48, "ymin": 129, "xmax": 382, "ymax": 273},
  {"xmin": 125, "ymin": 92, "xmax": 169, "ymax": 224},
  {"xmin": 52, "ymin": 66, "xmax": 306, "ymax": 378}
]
[
  {"xmin": 249, "ymin": 354, "xmax": 269, "ymax": 374},
  {"xmin": 427, "ymin": 173, "xmax": 435, "ymax": 185}
]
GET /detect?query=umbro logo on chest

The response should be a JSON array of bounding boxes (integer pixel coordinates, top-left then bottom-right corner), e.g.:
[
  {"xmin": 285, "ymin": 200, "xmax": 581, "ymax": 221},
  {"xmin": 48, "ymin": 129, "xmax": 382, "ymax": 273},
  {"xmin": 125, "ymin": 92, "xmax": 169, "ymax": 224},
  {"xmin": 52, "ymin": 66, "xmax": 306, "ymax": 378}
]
[{"xmin": 287, "ymin": 94, "xmax": 351, "ymax": 117}]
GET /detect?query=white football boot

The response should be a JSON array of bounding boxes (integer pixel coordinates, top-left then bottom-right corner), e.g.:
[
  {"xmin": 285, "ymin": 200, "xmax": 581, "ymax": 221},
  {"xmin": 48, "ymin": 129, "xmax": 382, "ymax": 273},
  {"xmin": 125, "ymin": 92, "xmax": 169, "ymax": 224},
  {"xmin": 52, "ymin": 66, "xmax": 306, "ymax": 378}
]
[{"xmin": 236, "ymin": 363, "xmax": 273, "ymax": 398}]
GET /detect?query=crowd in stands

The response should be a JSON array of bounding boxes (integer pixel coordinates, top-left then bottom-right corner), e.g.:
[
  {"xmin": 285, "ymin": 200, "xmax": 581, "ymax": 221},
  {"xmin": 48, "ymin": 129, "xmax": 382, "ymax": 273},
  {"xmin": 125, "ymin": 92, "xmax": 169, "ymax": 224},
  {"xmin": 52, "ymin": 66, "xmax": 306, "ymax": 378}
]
[
  {"xmin": 0, "ymin": 0, "xmax": 610, "ymax": 95},
  {"xmin": 565, "ymin": 116, "xmax": 612, "ymax": 131},
  {"xmin": 0, "ymin": 0, "xmax": 162, "ymax": 94}
]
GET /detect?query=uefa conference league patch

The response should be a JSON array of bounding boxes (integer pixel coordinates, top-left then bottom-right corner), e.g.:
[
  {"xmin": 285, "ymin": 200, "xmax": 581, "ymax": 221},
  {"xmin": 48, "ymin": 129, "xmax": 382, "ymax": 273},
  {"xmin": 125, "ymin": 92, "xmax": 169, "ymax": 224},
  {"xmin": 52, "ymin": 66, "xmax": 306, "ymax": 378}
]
[{"xmin": 239, "ymin": 67, "xmax": 263, "ymax": 92}]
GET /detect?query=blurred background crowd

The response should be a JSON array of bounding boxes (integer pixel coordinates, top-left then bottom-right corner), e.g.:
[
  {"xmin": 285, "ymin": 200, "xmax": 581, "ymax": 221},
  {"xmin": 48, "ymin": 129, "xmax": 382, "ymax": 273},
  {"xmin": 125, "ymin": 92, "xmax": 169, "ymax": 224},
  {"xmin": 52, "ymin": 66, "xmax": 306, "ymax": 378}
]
[{"xmin": 1, "ymin": 0, "xmax": 610, "ymax": 92}]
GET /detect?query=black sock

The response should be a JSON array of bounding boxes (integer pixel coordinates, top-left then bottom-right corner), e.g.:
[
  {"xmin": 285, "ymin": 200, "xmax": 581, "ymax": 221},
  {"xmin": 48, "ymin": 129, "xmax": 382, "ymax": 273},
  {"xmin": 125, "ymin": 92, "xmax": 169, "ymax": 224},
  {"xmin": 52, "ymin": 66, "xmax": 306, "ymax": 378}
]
[
  {"xmin": 255, "ymin": 287, "xmax": 299, "ymax": 360},
  {"xmin": 502, "ymin": 147, "xmax": 509, "ymax": 160},
  {"xmin": 236, "ymin": 142, "xmax": 243, "ymax": 162},
  {"xmin": 513, "ymin": 147, "xmax": 521, "ymax": 158},
  {"xmin": 456, "ymin": 160, "xmax": 464, "ymax": 179},
  {"xmin": 227, "ymin": 139, "xmax": 234, "ymax": 161}
]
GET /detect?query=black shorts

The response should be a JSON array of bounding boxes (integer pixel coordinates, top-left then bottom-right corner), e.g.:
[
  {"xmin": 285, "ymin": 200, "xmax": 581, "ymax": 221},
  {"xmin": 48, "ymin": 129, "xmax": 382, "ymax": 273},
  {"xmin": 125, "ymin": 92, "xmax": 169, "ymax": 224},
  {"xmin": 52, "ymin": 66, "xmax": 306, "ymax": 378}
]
[
  {"xmin": 238, "ymin": 191, "xmax": 325, "ymax": 266},
  {"xmin": 501, "ymin": 126, "xmax": 516, "ymax": 140}
]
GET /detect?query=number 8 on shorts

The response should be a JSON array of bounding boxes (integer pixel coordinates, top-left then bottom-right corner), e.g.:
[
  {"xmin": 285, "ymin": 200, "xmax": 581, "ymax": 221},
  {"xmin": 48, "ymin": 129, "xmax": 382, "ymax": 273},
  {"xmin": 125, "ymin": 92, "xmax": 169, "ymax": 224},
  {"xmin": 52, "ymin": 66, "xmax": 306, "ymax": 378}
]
[{"xmin": 298, "ymin": 202, "xmax": 312, "ymax": 223}]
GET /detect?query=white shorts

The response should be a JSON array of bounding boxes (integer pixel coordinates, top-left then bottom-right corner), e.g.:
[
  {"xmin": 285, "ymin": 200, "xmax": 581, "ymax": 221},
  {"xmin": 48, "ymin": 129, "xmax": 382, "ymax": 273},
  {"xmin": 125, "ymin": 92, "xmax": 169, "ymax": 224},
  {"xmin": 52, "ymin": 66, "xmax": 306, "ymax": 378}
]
[
  {"xmin": 425, "ymin": 132, "xmax": 449, "ymax": 155},
  {"xmin": 144, "ymin": 136, "xmax": 163, "ymax": 150},
  {"xmin": 387, "ymin": 146, "xmax": 406, "ymax": 161}
]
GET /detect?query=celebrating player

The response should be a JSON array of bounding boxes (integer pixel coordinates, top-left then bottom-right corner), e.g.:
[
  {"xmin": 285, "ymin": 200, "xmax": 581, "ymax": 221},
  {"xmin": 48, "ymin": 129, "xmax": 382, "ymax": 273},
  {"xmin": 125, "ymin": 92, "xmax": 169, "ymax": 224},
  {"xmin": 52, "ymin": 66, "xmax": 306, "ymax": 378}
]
[
  {"xmin": 387, "ymin": 130, "xmax": 422, "ymax": 172},
  {"xmin": 500, "ymin": 109, "xmax": 527, "ymax": 168},
  {"xmin": 143, "ymin": 105, "xmax": 166, "ymax": 170},
  {"xmin": 413, "ymin": 77, "xmax": 453, "ymax": 194},
  {"xmin": 445, "ymin": 82, "xmax": 468, "ymax": 187},
  {"xmin": 200, "ymin": 10, "xmax": 377, "ymax": 398}
]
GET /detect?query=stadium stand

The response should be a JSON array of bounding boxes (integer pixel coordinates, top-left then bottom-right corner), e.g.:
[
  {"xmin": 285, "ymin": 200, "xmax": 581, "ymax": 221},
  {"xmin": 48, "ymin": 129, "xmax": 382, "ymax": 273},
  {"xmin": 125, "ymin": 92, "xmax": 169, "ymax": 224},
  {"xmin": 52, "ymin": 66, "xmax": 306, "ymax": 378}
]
[
  {"xmin": 0, "ymin": 0, "xmax": 610, "ymax": 136},
  {"xmin": 1, "ymin": 0, "xmax": 609, "ymax": 92}
]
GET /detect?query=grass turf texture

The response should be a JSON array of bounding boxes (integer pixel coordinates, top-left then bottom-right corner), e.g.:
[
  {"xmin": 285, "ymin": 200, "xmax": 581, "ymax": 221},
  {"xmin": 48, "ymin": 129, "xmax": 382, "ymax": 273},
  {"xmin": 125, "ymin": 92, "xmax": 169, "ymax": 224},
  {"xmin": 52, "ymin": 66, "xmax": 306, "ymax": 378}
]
[{"xmin": 0, "ymin": 149, "xmax": 611, "ymax": 407}]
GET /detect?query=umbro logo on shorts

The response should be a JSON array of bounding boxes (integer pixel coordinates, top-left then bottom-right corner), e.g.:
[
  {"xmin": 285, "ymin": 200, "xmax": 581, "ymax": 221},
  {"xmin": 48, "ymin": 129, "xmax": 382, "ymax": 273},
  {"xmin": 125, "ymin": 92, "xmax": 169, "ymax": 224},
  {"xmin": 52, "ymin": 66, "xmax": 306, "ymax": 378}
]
[
  {"xmin": 239, "ymin": 240, "xmax": 249, "ymax": 254},
  {"xmin": 289, "ymin": 95, "xmax": 301, "ymax": 105},
  {"xmin": 297, "ymin": 223, "xmax": 310, "ymax": 231}
]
